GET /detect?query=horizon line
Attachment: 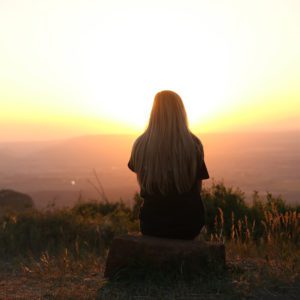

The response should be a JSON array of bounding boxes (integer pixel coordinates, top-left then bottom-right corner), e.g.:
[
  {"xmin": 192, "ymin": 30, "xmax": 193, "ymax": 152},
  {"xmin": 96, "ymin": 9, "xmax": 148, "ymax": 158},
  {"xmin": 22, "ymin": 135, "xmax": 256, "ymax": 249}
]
[{"xmin": 1, "ymin": 128, "xmax": 300, "ymax": 144}]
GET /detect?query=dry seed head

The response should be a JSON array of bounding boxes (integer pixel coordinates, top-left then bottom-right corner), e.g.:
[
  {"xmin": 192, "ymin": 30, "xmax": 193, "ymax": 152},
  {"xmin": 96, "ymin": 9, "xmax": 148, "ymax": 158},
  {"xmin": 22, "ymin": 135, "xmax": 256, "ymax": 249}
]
[{"xmin": 218, "ymin": 207, "xmax": 224, "ymax": 226}]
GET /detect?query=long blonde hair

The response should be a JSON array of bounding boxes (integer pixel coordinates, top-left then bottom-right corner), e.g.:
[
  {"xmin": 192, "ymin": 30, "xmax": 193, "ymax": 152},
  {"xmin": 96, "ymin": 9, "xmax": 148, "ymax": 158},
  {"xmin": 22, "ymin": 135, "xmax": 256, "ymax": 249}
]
[{"xmin": 130, "ymin": 90, "xmax": 203, "ymax": 196}]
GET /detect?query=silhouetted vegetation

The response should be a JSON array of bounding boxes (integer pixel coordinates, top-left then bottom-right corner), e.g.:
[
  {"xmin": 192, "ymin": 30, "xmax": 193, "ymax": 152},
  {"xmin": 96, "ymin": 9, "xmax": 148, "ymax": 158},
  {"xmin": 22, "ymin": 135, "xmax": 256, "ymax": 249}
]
[
  {"xmin": 0, "ymin": 182, "xmax": 299, "ymax": 299},
  {"xmin": 0, "ymin": 182, "xmax": 299, "ymax": 260},
  {"xmin": 202, "ymin": 181, "xmax": 300, "ymax": 243}
]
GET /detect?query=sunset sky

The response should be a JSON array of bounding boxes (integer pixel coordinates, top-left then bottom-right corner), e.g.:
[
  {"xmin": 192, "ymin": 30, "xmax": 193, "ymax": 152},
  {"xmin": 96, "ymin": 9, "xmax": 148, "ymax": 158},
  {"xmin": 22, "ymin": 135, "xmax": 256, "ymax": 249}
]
[{"xmin": 1, "ymin": 0, "xmax": 300, "ymax": 142}]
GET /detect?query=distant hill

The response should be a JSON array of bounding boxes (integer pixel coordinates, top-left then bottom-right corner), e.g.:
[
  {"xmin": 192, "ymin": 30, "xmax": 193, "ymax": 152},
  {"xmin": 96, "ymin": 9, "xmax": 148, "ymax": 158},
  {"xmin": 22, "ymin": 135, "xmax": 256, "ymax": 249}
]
[{"xmin": 0, "ymin": 189, "xmax": 34, "ymax": 216}]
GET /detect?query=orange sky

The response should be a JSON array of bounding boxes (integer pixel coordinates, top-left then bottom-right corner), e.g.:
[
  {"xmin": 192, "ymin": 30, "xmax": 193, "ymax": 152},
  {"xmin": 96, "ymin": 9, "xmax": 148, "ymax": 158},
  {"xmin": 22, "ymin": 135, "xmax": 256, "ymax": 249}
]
[{"xmin": 0, "ymin": 0, "xmax": 300, "ymax": 142}]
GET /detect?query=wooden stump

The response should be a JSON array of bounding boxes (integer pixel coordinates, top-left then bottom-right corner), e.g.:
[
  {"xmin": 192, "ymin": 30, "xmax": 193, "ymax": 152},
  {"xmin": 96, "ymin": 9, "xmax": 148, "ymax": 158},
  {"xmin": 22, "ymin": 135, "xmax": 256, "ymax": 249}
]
[{"xmin": 104, "ymin": 234, "xmax": 225, "ymax": 279}]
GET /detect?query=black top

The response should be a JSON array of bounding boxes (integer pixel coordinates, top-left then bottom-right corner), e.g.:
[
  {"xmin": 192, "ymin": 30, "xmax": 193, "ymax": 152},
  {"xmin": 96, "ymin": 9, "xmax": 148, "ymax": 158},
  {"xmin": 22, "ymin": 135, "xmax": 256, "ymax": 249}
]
[{"xmin": 127, "ymin": 136, "xmax": 209, "ymax": 239}]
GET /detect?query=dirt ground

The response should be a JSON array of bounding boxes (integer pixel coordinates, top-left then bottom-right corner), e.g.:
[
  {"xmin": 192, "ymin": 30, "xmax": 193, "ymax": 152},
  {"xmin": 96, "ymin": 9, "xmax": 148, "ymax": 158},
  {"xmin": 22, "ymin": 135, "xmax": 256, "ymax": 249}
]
[
  {"xmin": 1, "ymin": 258, "xmax": 299, "ymax": 300},
  {"xmin": 0, "ymin": 271, "xmax": 105, "ymax": 300},
  {"xmin": 0, "ymin": 258, "xmax": 106, "ymax": 300}
]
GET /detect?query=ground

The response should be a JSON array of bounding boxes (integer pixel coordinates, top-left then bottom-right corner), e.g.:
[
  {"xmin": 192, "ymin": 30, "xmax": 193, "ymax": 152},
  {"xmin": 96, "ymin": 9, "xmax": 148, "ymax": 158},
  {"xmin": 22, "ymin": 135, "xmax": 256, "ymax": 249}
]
[
  {"xmin": 0, "ymin": 257, "xmax": 299, "ymax": 300},
  {"xmin": 0, "ymin": 257, "xmax": 104, "ymax": 300}
]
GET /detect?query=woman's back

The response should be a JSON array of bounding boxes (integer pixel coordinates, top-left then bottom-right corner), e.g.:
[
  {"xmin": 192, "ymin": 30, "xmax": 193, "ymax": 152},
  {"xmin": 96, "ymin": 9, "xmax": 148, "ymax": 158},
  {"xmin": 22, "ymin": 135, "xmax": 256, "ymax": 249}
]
[{"xmin": 128, "ymin": 90, "xmax": 209, "ymax": 240}]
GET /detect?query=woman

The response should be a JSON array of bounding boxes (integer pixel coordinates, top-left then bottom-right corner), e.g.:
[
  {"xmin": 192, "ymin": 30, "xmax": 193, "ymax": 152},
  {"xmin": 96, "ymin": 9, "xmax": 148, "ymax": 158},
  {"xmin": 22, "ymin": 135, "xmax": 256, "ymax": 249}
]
[{"xmin": 128, "ymin": 90, "xmax": 209, "ymax": 240}]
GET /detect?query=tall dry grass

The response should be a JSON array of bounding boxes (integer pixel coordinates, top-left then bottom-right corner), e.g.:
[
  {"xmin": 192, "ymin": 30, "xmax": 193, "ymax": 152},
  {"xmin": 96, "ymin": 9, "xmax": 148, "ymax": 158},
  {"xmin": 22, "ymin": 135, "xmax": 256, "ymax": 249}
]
[{"xmin": 0, "ymin": 182, "xmax": 299, "ymax": 273}]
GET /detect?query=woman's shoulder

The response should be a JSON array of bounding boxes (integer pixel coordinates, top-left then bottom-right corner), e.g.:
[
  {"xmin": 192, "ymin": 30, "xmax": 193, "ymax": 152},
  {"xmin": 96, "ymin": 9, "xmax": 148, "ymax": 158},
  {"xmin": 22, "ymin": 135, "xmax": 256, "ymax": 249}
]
[
  {"xmin": 190, "ymin": 133, "xmax": 201, "ymax": 143},
  {"xmin": 190, "ymin": 133, "xmax": 204, "ymax": 151},
  {"xmin": 132, "ymin": 134, "xmax": 145, "ymax": 147}
]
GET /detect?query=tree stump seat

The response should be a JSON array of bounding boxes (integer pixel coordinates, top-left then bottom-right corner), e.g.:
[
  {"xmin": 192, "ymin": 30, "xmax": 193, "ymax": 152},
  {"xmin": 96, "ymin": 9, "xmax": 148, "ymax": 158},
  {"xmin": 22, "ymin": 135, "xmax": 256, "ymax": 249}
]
[{"xmin": 104, "ymin": 234, "xmax": 226, "ymax": 279}]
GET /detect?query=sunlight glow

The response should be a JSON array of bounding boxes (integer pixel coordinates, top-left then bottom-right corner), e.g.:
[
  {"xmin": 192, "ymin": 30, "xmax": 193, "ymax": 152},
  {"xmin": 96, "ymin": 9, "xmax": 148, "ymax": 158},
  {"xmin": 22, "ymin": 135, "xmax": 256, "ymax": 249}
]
[{"xmin": 0, "ymin": 0, "xmax": 300, "ymax": 141}]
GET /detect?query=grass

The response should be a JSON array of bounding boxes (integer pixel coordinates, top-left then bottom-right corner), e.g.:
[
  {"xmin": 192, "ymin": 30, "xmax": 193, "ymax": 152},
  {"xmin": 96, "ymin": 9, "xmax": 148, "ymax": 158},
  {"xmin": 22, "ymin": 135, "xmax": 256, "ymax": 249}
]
[{"xmin": 0, "ymin": 182, "xmax": 299, "ymax": 299}]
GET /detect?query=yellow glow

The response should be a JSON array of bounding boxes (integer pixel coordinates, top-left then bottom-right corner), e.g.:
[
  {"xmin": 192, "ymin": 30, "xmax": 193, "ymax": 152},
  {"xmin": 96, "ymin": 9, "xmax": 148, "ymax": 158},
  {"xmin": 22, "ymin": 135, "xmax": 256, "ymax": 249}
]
[{"xmin": 0, "ymin": 0, "xmax": 300, "ymax": 141}]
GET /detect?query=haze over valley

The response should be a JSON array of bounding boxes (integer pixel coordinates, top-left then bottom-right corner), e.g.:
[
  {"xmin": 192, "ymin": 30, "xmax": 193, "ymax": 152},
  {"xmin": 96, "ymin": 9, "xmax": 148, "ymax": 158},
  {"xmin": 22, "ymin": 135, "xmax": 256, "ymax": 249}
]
[{"xmin": 0, "ymin": 131, "xmax": 299, "ymax": 208}]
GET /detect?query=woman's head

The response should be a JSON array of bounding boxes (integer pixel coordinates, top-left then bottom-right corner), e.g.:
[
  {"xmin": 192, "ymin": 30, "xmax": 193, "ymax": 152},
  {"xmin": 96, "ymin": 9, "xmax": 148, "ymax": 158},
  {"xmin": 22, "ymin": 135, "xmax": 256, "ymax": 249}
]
[
  {"xmin": 148, "ymin": 90, "xmax": 189, "ymax": 134},
  {"xmin": 130, "ymin": 90, "xmax": 203, "ymax": 196}
]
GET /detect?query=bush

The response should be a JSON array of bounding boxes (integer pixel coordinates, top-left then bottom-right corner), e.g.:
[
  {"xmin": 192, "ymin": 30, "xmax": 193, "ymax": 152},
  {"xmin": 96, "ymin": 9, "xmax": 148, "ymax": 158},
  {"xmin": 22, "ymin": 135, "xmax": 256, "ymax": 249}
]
[
  {"xmin": 0, "ymin": 182, "xmax": 299, "ymax": 259},
  {"xmin": 202, "ymin": 182, "xmax": 248, "ymax": 238}
]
